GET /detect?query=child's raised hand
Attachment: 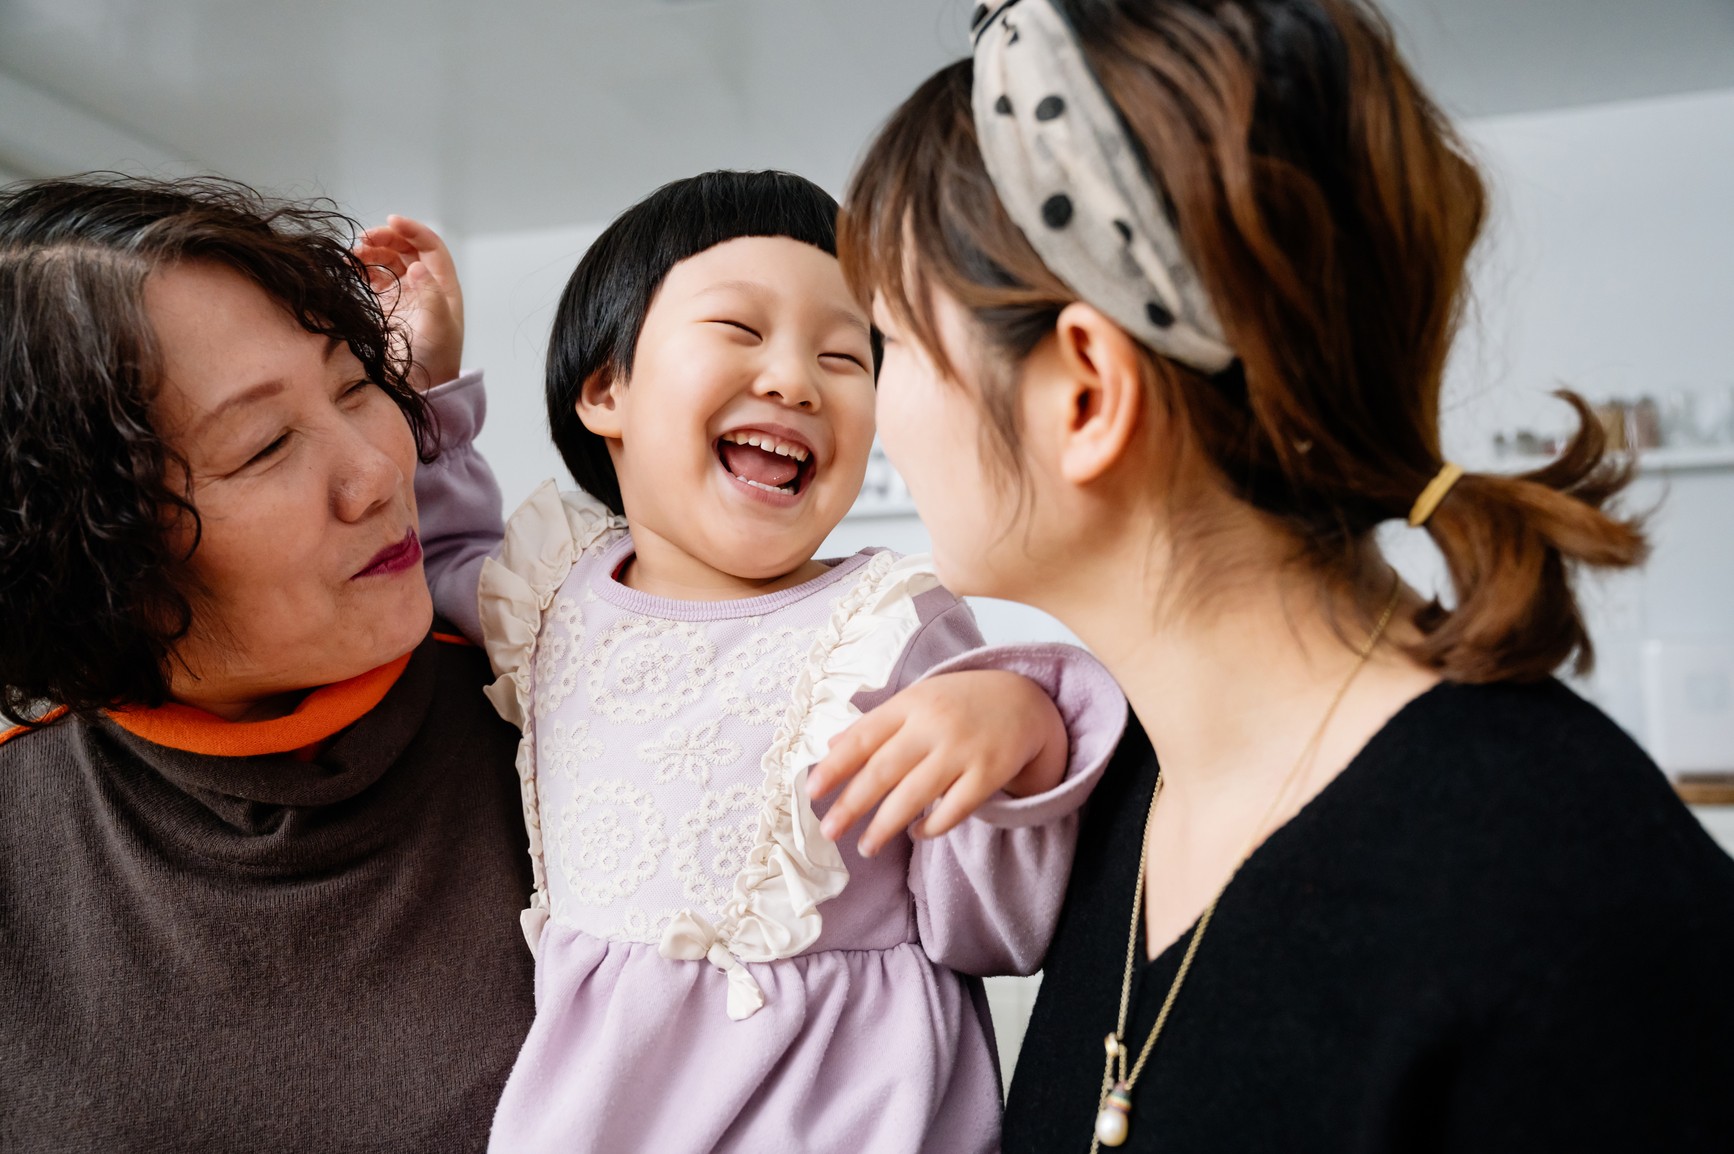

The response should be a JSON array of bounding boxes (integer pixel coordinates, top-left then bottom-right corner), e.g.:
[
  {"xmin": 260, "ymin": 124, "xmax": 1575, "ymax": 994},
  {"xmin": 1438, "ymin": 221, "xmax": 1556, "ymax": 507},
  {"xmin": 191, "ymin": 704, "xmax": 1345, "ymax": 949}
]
[
  {"xmin": 809, "ymin": 670, "xmax": 1069, "ymax": 857},
  {"xmin": 355, "ymin": 215, "xmax": 464, "ymax": 392}
]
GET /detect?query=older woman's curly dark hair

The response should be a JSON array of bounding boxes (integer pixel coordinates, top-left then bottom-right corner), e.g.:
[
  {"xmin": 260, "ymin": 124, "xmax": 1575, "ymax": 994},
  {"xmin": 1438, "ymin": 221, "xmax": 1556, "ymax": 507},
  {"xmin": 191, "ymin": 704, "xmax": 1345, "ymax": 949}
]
[{"xmin": 0, "ymin": 175, "xmax": 433, "ymax": 726}]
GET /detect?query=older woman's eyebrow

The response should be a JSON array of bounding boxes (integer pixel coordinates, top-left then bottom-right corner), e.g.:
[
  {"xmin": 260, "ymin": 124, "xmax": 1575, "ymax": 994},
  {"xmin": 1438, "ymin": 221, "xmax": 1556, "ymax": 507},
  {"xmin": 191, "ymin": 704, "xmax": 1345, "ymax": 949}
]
[
  {"xmin": 189, "ymin": 379, "xmax": 289, "ymax": 437},
  {"xmin": 189, "ymin": 339, "xmax": 344, "ymax": 436}
]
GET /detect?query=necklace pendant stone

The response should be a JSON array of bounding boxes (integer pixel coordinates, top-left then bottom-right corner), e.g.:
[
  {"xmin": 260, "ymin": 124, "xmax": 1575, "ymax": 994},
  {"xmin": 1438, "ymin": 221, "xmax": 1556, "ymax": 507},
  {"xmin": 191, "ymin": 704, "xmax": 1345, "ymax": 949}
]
[{"xmin": 1094, "ymin": 1081, "xmax": 1133, "ymax": 1147}]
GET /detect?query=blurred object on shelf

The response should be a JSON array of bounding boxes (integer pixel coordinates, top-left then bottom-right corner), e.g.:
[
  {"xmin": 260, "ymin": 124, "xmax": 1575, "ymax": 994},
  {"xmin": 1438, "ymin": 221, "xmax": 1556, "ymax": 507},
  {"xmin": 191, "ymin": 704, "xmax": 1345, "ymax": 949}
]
[
  {"xmin": 1699, "ymin": 385, "xmax": 1734, "ymax": 445},
  {"xmin": 1493, "ymin": 387, "xmax": 1734, "ymax": 471},
  {"xmin": 1591, "ymin": 400, "xmax": 1629, "ymax": 451},
  {"xmin": 1493, "ymin": 428, "xmax": 1566, "ymax": 460},
  {"xmin": 1659, "ymin": 391, "xmax": 1704, "ymax": 448},
  {"xmin": 850, "ymin": 440, "xmax": 917, "ymax": 519},
  {"xmin": 1630, "ymin": 395, "xmax": 1663, "ymax": 449}
]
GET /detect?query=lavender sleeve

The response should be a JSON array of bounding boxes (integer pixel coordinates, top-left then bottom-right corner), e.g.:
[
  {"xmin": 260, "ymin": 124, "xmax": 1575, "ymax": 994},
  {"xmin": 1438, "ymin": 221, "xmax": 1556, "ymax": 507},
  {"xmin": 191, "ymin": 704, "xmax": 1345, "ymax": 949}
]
[
  {"xmin": 414, "ymin": 371, "xmax": 506, "ymax": 644},
  {"xmin": 850, "ymin": 589, "xmax": 1129, "ymax": 977}
]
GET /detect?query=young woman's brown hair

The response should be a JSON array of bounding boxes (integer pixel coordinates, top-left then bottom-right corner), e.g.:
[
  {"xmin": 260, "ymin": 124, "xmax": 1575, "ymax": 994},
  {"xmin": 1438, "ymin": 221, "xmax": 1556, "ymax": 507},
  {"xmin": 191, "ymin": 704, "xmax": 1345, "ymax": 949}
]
[{"xmin": 840, "ymin": 0, "xmax": 1644, "ymax": 684}]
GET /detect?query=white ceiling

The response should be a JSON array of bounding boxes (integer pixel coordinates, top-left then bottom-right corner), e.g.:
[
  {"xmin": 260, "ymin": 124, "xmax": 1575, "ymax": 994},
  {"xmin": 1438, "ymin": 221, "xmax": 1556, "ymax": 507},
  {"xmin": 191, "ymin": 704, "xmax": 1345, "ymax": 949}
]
[{"xmin": 3, "ymin": 0, "xmax": 1733, "ymax": 235}]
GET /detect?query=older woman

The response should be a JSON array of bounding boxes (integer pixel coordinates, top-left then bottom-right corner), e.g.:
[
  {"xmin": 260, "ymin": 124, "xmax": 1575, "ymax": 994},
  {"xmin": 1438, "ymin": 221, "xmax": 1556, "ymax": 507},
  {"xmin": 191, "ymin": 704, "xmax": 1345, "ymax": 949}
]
[
  {"xmin": 0, "ymin": 178, "xmax": 527, "ymax": 1151},
  {"xmin": 825, "ymin": 0, "xmax": 1734, "ymax": 1150}
]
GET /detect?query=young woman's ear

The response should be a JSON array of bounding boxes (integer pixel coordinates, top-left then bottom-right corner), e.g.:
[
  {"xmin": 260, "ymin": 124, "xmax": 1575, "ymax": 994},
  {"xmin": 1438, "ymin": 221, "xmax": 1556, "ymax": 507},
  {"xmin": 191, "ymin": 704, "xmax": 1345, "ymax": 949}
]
[
  {"xmin": 576, "ymin": 368, "xmax": 624, "ymax": 439},
  {"xmin": 1046, "ymin": 302, "xmax": 1147, "ymax": 486}
]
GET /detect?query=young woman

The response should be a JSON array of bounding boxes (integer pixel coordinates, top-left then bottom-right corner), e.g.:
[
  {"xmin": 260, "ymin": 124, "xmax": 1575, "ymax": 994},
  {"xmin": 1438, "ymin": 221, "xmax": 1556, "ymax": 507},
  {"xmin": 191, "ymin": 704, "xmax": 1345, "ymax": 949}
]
[{"xmin": 823, "ymin": 0, "xmax": 1734, "ymax": 1149}]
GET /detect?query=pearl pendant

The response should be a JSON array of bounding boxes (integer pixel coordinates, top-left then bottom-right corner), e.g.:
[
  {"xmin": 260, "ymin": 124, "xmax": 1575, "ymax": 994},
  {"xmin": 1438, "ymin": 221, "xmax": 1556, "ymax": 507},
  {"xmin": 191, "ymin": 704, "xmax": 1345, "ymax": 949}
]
[{"xmin": 1094, "ymin": 1081, "xmax": 1132, "ymax": 1147}]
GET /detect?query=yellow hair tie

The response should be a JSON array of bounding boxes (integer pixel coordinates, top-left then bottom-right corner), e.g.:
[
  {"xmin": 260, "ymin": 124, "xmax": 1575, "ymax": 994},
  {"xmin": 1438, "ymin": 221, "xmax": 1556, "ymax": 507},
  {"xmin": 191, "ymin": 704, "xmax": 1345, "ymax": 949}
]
[{"xmin": 1408, "ymin": 462, "xmax": 1464, "ymax": 527}]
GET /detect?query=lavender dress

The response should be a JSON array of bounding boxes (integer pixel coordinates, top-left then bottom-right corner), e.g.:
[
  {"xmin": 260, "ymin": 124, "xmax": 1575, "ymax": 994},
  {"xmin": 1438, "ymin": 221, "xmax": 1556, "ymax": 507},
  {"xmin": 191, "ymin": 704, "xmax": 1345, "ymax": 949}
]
[{"xmin": 477, "ymin": 483, "xmax": 1125, "ymax": 1153}]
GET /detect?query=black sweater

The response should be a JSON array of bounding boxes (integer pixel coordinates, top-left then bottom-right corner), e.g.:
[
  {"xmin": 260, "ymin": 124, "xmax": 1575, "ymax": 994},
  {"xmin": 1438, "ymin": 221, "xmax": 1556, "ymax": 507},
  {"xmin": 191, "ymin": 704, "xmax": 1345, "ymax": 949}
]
[
  {"xmin": 0, "ymin": 634, "xmax": 535, "ymax": 1152},
  {"xmin": 1004, "ymin": 679, "xmax": 1734, "ymax": 1153}
]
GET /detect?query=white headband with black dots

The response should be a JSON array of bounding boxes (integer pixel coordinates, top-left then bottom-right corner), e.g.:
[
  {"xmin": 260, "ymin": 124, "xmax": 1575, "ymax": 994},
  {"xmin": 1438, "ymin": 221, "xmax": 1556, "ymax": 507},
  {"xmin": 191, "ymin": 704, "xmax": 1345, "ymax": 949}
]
[{"xmin": 969, "ymin": 0, "xmax": 1237, "ymax": 374}]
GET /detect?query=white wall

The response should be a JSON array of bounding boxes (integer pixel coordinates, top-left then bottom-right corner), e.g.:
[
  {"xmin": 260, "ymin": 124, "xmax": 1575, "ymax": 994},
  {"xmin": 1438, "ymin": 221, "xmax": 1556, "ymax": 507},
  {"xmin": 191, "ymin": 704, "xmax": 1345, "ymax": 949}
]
[
  {"xmin": 455, "ymin": 88, "xmax": 1734, "ymax": 715},
  {"xmin": 1440, "ymin": 87, "xmax": 1734, "ymax": 462},
  {"xmin": 459, "ymin": 224, "xmax": 607, "ymax": 513}
]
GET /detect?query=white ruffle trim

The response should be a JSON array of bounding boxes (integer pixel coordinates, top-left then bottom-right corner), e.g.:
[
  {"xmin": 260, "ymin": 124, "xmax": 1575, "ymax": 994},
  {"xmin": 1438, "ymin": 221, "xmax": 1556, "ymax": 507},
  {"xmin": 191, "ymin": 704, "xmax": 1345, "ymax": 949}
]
[
  {"xmin": 658, "ymin": 549, "xmax": 940, "ymax": 1019},
  {"xmin": 477, "ymin": 479, "xmax": 627, "ymax": 952}
]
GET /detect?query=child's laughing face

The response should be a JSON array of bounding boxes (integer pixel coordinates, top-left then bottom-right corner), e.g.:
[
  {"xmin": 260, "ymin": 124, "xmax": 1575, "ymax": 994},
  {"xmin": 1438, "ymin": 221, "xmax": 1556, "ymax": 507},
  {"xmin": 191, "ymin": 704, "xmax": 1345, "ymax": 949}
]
[{"xmin": 579, "ymin": 236, "xmax": 877, "ymax": 593}]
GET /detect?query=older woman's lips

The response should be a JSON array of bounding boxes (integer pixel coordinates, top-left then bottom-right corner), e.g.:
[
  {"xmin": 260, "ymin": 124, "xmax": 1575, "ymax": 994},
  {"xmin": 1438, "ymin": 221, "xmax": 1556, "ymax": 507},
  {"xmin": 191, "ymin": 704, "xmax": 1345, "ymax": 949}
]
[{"xmin": 353, "ymin": 530, "xmax": 422, "ymax": 579}]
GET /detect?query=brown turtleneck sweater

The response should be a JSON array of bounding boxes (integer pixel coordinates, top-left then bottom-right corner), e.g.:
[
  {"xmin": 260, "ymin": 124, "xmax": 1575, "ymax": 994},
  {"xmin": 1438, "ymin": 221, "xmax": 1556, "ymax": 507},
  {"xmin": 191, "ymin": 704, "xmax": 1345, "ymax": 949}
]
[{"xmin": 0, "ymin": 632, "xmax": 535, "ymax": 1152}]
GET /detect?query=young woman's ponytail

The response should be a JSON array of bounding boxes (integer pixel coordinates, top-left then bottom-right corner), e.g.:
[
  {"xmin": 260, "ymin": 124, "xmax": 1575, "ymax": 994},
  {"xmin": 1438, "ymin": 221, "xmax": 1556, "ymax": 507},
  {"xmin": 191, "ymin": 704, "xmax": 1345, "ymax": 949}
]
[{"xmin": 1410, "ymin": 393, "xmax": 1647, "ymax": 683}]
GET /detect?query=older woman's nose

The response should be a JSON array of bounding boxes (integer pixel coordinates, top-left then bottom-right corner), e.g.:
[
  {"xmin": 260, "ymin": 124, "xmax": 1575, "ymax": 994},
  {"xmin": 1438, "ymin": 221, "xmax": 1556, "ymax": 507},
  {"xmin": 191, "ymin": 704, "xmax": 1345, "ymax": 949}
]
[{"xmin": 330, "ymin": 432, "xmax": 405, "ymax": 523}]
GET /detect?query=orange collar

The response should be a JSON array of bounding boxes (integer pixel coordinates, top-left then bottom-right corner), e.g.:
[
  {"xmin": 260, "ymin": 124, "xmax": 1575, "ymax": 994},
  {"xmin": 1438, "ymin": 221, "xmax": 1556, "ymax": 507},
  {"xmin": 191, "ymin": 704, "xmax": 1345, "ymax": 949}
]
[{"xmin": 105, "ymin": 652, "xmax": 414, "ymax": 757}]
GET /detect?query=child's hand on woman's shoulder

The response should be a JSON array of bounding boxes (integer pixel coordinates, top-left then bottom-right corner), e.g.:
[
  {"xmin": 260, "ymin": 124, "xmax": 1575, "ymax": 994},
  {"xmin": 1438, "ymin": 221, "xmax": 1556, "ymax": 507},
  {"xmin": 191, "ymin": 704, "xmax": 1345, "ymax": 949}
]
[
  {"xmin": 810, "ymin": 672, "xmax": 1069, "ymax": 857},
  {"xmin": 355, "ymin": 215, "xmax": 464, "ymax": 391}
]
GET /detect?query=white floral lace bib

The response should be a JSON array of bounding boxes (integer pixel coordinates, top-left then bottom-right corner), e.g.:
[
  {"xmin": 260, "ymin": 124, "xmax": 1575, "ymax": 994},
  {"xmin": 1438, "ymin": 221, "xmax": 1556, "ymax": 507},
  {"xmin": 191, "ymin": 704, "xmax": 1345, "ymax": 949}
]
[{"xmin": 478, "ymin": 482, "xmax": 941, "ymax": 1019}]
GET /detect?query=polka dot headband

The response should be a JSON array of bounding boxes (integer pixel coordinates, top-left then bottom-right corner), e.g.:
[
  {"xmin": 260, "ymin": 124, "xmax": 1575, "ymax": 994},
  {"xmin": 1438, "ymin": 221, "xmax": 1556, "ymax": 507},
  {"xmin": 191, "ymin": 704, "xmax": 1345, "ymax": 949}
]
[{"xmin": 969, "ymin": 0, "xmax": 1238, "ymax": 375}]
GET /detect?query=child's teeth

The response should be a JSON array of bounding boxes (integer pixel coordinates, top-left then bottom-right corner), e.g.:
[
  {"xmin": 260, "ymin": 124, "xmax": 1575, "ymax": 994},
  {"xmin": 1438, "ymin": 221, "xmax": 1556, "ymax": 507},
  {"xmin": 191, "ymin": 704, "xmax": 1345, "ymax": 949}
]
[{"xmin": 723, "ymin": 431, "xmax": 810, "ymax": 462}]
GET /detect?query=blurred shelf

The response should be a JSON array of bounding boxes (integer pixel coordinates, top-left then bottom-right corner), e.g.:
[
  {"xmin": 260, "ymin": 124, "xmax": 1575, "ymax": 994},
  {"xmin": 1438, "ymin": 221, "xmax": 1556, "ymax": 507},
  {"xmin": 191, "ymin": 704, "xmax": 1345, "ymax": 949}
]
[
  {"xmin": 845, "ymin": 502, "xmax": 921, "ymax": 520},
  {"xmin": 1633, "ymin": 445, "xmax": 1734, "ymax": 474},
  {"xmin": 1496, "ymin": 445, "xmax": 1734, "ymax": 477},
  {"xmin": 1676, "ymin": 773, "xmax": 1734, "ymax": 806}
]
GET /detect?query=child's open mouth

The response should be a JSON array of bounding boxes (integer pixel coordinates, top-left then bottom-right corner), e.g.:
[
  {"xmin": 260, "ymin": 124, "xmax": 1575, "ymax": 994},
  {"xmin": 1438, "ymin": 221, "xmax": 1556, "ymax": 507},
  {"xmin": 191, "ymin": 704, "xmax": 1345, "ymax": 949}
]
[{"xmin": 716, "ymin": 428, "xmax": 816, "ymax": 498}]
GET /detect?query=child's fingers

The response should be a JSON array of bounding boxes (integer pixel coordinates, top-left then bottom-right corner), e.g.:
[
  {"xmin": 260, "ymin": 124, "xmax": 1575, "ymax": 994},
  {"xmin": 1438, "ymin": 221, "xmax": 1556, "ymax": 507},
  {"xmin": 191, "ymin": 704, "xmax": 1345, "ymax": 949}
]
[
  {"xmin": 360, "ymin": 222, "xmax": 459, "ymax": 295},
  {"xmin": 817, "ymin": 726, "xmax": 928, "ymax": 843},
  {"xmin": 385, "ymin": 215, "xmax": 457, "ymax": 278},
  {"xmin": 858, "ymin": 756, "xmax": 958, "ymax": 857},
  {"xmin": 357, "ymin": 227, "xmax": 419, "ymax": 262},
  {"xmin": 385, "ymin": 214, "xmax": 440, "ymax": 248},
  {"xmin": 355, "ymin": 244, "xmax": 410, "ymax": 280},
  {"xmin": 359, "ymin": 264, "xmax": 394, "ymax": 293},
  {"xmin": 354, "ymin": 238, "xmax": 408, "ymax": 263},
  {"xmin": 914, "ymin": 770, "xmax": 1004, "ymax": 840},
  {"xmin": 359, "ymin": 222, "xmax": 416, "ymax": 245},
  {"xmin": 810, "ymin": 706, "xmax": 904, "ymax": 796},
  {"xmin": 362, "ymin": 269, "xmax": 400, "ymax": 299}
]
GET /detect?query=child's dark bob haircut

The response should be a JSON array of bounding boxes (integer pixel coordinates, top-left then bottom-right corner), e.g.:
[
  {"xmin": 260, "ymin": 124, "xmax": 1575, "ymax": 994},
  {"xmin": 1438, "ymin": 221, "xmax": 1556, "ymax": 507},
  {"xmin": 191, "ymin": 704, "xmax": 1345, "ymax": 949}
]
[{"xmin": 546, "ymin": 169, "xmax": 850, "ymax": 514}]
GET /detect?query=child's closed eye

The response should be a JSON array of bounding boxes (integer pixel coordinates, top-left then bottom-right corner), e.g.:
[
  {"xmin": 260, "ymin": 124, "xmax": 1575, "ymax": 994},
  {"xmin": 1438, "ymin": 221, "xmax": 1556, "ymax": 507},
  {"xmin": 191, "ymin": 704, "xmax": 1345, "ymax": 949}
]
[{"xmin": 709, "ymin": 319, "xmax": 762, "ymax": 341}]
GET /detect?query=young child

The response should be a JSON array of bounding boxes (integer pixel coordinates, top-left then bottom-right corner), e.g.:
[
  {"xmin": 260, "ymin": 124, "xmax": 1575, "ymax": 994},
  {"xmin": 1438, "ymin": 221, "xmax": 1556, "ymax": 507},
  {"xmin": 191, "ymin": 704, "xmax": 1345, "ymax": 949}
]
[{"xmin": 373, "ymin": 171, "xmax": 1124, "ymax": 1153}]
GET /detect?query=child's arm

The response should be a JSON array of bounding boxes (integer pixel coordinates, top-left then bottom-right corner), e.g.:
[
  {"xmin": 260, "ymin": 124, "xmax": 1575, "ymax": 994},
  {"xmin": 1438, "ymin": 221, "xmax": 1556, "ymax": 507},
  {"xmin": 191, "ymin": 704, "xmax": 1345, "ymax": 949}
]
[
  {"xmin": 413, "ymin": 374, "xmax": 505, "ymax": 642},
  {"xmin": 809, "ymin": 591, "xmax": 1126, "ymax": 975},
  {"xmin": 358, "ymin": 217, "xmax": 505, "ymax": 643}
]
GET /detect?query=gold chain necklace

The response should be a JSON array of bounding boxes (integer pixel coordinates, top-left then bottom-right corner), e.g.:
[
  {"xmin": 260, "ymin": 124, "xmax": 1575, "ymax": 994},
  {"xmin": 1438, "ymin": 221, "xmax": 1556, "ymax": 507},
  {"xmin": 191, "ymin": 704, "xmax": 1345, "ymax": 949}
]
[{"xmin": 1090, "ymin": 583, "xmax": 1402, "ymax": 1150}]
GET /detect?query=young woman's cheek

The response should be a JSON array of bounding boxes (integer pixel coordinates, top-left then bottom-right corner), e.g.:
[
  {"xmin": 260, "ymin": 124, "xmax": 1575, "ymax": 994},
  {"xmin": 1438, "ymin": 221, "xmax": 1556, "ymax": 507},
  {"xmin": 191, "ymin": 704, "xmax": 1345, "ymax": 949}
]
[{"xmin": 871, "ymin": 355, "xmax": 925, "ymax": 489}]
